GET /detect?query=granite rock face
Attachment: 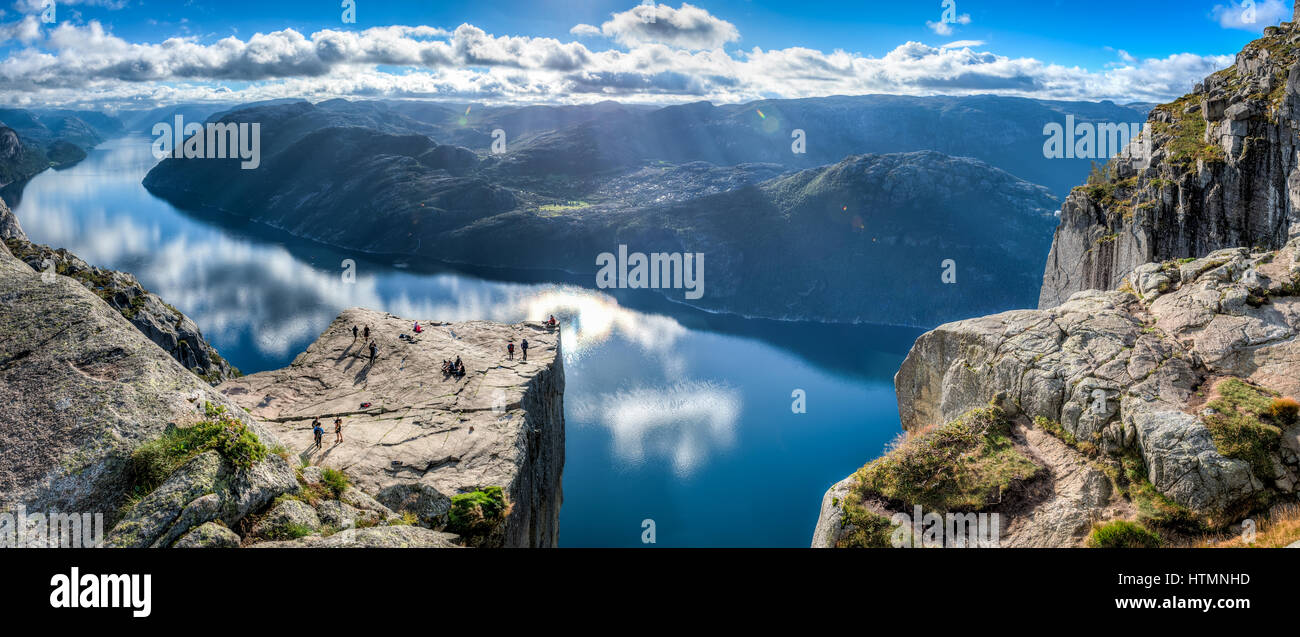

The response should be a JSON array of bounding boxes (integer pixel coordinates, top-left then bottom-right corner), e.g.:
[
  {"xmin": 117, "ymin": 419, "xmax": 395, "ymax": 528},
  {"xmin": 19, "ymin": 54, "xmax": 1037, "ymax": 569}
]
[
  {"xmin": 0, "ymin": 242, "xmax": 279, "ymax": 526},
  {"xmin": 2, "ymin": 238, "xmax": 238, "ymax": 384},
  {"xmin": 218, "ymin": 308, "xmax": 566, "ymax": 548},
  {"xmin": 1040, "ymin": 21, "xmax": 1300, "ymax": 308},
  {"xmin": 0, "ymin": 196, "xmax": 24, "ymax": 241},
  {"xmin": 897, "ymin": 243, "xmax": 1300, "ymax": 518},
  {"xmin": 816, "ymin": 240, "xmax": 1300, "ymax": 547}
]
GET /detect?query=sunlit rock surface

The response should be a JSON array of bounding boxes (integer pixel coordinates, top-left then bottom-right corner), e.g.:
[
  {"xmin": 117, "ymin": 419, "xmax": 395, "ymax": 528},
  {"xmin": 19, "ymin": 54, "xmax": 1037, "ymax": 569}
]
[{"xmin": 218, "ymin": 308, "xmax": 565, "ymax": 547}]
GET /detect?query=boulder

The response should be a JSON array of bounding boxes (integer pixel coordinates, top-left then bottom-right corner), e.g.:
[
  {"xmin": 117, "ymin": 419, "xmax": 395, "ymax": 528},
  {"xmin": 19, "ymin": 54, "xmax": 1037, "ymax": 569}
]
[{"xmin": 172, "ymin": 522, "xmax": 240, "ymax": 548}]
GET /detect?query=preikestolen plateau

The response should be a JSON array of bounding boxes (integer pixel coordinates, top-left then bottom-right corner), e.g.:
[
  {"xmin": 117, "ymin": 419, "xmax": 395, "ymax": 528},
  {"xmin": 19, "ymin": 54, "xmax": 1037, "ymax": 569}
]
[{"xmin": 0, "ymin": 0, "xmax": 1297, "ymax": 621}]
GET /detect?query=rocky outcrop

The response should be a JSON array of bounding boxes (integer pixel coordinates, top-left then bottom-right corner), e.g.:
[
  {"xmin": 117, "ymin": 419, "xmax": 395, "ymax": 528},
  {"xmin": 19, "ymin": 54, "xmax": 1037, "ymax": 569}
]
[
  {"xmin": 2, "ymin": 238, "xmax": 238, "ymax": 384},
  {"xmin": 0, "ymin": 241, "xmax": 278, "ymax": 526},
  {"xmin": 816, "ymin": 240, "xmax": 1300, "ymax": 547},
  {"xmin": 890, "ymin": 244, "xmax": 1300, "ymax": 531},
  {"xmin": 217, "ymin": 308, "xmax": 566, "ymax": 548},
  {"xmin": 0, "ymin": 196, "xmax": 24, "ymax": 241},
  {"xmin": 1040, "ymin": 21, "xmax": 1300, "ymax": 308},
  {"xmin": 249, "ymin": 525, "xmax": 460, "ymax": 548}
]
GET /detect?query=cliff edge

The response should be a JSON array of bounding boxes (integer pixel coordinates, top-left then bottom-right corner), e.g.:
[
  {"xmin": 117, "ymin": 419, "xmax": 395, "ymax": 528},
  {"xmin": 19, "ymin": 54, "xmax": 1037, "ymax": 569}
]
[
  {"xmin": 1040, "ymin": 20, "xmax": 1300, "ymax": 308},
  {"xmin": 217, "ymin": 309, "xmax": 566, "ymax": 548}
]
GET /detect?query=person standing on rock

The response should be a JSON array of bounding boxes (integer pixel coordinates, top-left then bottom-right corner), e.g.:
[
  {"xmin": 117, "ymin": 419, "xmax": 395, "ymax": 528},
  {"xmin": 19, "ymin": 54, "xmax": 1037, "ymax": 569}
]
[
  {"xmin": 364, "ymin": 325, "xmax": 370, "ymax": 340},
  {"xmin": 507, "ymin": 340, "xmax": 515, "ymax": 360},
  {"xmin": 369, "ymin": 340, "xmax": 378, "ymax": 364},
  {"xmin": 312, "ymin": 421, "xmax": 324, "ymax": 450},
  {"xmin": 334, "ymin": 417, "xmax": 344, "ymax": 444},
  {"xmin": 521, "ymin": 338, "xmax": 529, "ymax": 361},
  {"xmin": 352, "ymin": 325, "xmax": 358, "ymax": 341}
]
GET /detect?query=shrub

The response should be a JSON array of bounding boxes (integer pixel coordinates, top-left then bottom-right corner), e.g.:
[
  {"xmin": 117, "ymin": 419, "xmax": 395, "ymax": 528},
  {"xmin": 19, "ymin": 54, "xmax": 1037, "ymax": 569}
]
[
  {"xmin": 321, "ymin": 468, "xmax": 350, "ymax": 497},
  {"xmin": 835, "ymin": 503, "xmax": 898, "ymax": 548},
  {"xmin": 128, "ymin": 402, "xmax": 267, "ymax": 495},
  {"xmin": 447, "ymin": 486, "xmax": 511, "ymax": 546},
  {"xmin": 1087, "ymin": 520, "xmax": 1163, "ymax": 548},
  {"xmin": 1269, "ymin": 397, "xmax": 1299, "ymax": 425},
  {"xmin": 855, "ymin": 407, "xmax": 1041, "ymax": 512},
  {"xmin": 1204, "ymin": 379, "xmax": 1284, "ymax": 479}
]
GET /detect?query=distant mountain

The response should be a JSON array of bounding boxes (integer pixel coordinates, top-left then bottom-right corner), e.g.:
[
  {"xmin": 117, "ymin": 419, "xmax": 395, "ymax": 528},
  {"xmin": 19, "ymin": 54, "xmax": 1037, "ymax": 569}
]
[
  {"xmin": 376, "ymin": 95, "xmax": 1144, "ymax": 198},
  {"xmin": 117, "ymin": 103, "xmax": 230, "ymax": 134},
  {"xmin": 0, "ymin": 108, "xmax": 124, "ymax": 190},
  {"xmin": 145, "ymin": 98, "xmax": 1060, "ymax": 325}
]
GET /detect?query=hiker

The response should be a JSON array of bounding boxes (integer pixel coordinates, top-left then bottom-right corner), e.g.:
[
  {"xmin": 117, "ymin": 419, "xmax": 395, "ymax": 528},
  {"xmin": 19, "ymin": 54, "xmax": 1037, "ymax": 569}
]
[
  {"xmin": 414, "ymin": 321, "xmax": 423, "ymax": 334},
  {"xmin": 369, "ymin": 340, "xmax": 378, "ymax": 364},
  {"xmin": 547, "ymin": 315, "xmax": 558, "ymax": 328},
  {"xmin": 352, "ymin": 325, "xmax": 358, "ymax": 340},
  {"xmin": 334, "ymin": 417, "xmax": 343, "ymax": 444},
  {"xmin": 507, "ymin": 340, "xmax": 515, "ymax": 360},
  {"xmin": 312, "ymin": 421, "xmax": 324, "ymax": 450},
  {"xmin": 363, "ymin": 325, "xmax": 370, "ymax": 340},
  {"xmin": 442, "ymin": 359, "xmax": 452, "ymax": 375},
  {"xmin": 521, "ymin": 338, "xmax": 529, "ymax": 361},
  {"xmin": 455, "ymin": 356, "xmax": 464, "ymax": 376}
]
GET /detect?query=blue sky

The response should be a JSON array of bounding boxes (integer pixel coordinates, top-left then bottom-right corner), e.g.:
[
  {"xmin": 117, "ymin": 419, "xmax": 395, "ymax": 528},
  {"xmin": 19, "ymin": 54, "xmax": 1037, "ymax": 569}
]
[{"xmin": 0, "ymin": 0, "xmax": 1289, "ymax": 108}]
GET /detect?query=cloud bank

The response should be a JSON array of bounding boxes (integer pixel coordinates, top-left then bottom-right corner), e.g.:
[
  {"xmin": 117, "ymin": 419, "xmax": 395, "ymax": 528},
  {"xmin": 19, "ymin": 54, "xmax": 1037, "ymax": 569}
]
[{"xmin": 0, "ymin": 1, "xmax": 1237, "ymax": 108}]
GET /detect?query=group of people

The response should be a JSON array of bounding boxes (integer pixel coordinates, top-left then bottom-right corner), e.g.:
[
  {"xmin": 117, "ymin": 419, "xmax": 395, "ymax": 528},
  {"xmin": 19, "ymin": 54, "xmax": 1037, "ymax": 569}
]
[
  {"xmin": 351, "ymin": 324, "xmax": 379, "ymax": 364},
  {"xmin": 442, "ymin": 356, "xmax": 466, "ymax": 377},
  {"xmin": 506, "ymin": 338, "xmax": 530, "ymax": 361},
  {"xmin": 311, "ymin": 416, "xmax": 344, "ymax": 450}
]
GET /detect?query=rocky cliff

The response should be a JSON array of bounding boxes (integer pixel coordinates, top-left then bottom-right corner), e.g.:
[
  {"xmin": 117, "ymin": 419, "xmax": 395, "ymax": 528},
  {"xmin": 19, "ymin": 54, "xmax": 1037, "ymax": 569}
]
[
  {"xmin": 2, "ymin": 235, "xmax": 238, "ymax": 385},
  {"xmin": 816, "ymin": 241, "xmax": 1300, "ymax": 547},
  {"xmin": 0, "ymin": 238, "xmax": 292, "ymax": 542},
  {"xmin": 0, "ymin": 196, "xmax": 24, "ymax": 241},
  {"xmin": 217, "ymin": 308, "xmax": 566, "ymax": 548},
  {"xmin": 0, "ymin": 242, "xmax": 565, "ymax": 548},
  {"xmin": 1040, "ymin": 20, "xmax": 1300, "ymax": 308}
]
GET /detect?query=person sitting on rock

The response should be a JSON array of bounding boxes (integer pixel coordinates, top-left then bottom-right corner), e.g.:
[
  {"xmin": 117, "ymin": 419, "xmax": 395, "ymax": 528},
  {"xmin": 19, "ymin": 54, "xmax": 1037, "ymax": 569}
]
[
  {"xmin": 455, "ymin": 356, "xmax": 464, "ymax": 376},
  {"xmin": 547, "ymin": 315, "xmax": 558, "ymax": 328},
  {"xmin": 414, "ymin": 321, "xmax": 423, "ymax": 334},
  {"xmin": 521, "ymin": 338, "xmax": 529, "ymax": 361}
]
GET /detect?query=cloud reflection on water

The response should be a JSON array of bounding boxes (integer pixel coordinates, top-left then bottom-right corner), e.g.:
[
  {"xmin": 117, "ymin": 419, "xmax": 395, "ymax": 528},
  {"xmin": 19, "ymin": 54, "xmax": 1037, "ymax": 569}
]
[{"xmin": 15, "ymin": 140, "xmax": 731, "ymax": 474}]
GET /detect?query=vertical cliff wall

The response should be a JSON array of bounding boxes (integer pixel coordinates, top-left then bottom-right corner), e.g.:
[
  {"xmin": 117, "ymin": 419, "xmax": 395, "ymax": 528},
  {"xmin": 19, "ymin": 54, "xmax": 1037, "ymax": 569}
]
[{"xmin": 1041, "ymin": 21, "xmax": 1300, "ymax": 307}]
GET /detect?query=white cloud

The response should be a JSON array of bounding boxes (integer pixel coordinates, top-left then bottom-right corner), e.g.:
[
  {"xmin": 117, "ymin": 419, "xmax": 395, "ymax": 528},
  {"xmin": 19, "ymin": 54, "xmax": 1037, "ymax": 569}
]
[
  {"xmin": 589, "ymin": 2, "xmax": 739, "ymax": 50},
  {"xmin": 926, "ymin": 13, "xmax": 970, "ymax": 36},
  {"xmin": 13, "ymin": 0, "xmax": 129, "ymax": 13},
  {"xmin": 1212, "ymin": 0, "xmax": 1289, "ymax": 31},
  {"xmin": 0, "ymin": 2, "xmax": 1238, "ymax": 108},
  {"xmin": 569, "ymin": 23, "xmax": 602, "ymax": 37}
]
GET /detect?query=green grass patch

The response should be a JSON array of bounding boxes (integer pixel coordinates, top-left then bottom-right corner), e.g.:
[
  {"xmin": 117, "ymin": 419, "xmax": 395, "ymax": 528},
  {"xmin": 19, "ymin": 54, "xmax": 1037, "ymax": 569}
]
[
  {"xmin": 1205, "ymin": 379, "xmax": 1285, "ymax": 479},
  {"xmin": 128, "ymin": 402, "xmax": 267, "ymax": 495},
  {"xmin": 835, "ymin": 502, "xmax": 899, "ymax": 548},
  {"xmin": 852, "ymin": 407, "xmax": 1042, "ymax": 513},
  {"xmin": 1087, "ymin": 520, "xmax": 1163, "ymax": 548},
  {"xmin": 447, "ymin": 486, "xmax": 511, "ymax": 546},
  {"xmin": 321, "ymin": 467, "xmax": 350, "ymax": 497}
]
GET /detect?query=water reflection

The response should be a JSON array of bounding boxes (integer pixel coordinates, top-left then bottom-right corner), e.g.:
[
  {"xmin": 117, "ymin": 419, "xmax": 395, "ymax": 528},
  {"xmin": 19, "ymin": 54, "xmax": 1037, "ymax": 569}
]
[{"xmin": 10, "ymin": 136, "xmax": 917, "ymax": 546}]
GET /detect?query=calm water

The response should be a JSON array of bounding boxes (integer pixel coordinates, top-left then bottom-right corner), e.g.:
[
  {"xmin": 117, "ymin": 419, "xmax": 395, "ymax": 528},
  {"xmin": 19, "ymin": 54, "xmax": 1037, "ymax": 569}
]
[{"xmin": 8, "ymin": 136, "xmax": 924, "ymax": 547}]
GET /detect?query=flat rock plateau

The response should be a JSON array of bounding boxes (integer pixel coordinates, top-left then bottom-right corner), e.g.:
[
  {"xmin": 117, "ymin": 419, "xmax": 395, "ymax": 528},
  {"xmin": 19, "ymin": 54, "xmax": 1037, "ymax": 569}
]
[{"xmin": 219, "ymin": 308, "xmax": 565, "ymax": 548}]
